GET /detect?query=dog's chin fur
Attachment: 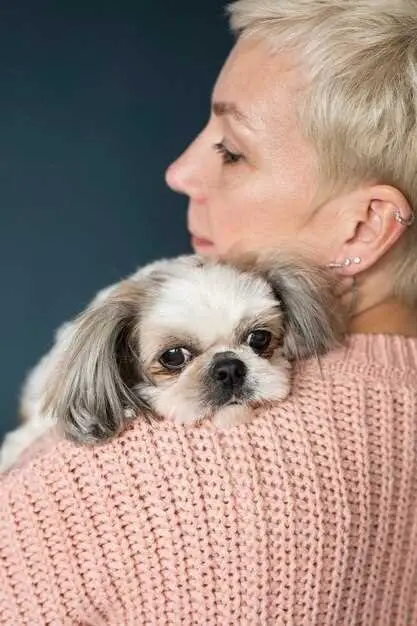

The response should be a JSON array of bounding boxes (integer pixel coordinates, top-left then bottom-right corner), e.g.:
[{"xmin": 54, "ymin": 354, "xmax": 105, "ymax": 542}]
[
  {"xmin": 211, "ymin": 404, "xmax": 260, "ymax": 429},
  {"xmin": 0, "ymin": 252, "xmax": 345, "ymax": 472}
]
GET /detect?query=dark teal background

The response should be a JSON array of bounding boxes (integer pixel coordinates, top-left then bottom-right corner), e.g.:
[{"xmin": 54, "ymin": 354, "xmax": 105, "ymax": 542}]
[{"xmin": 0, "ymin": 1, "xmax": 232, "ymax": 436}]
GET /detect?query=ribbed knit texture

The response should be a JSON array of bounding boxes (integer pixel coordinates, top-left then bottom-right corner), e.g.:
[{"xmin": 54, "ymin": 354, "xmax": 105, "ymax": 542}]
[{"xmin": 2, "ymin": 334, "xmax": 417, "ymax": 625}]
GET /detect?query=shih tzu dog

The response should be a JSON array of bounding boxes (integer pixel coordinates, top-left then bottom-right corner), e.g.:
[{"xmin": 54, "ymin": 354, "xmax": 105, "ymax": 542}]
[{"xmin": 0, "ymin": 253, "xmax": 344, "ymax": 471}]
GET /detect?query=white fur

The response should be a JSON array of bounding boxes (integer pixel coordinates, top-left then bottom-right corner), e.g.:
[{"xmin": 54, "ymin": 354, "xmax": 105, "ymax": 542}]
[
  {"xmin": 0, "ymin": 415, "xmax": 56, "ymax": 472},
  {"xmin": 141, "ymin": 264, "xmax": 280, "ymax": 362},
  {"xmin": 0, "ymin": 258, "xmax": 187, "ymax": 471},
  {"xmin": 0, "ymin": 253, "xmax": 334, "ymax": 471},
  {"xmin": 1, "ymin": 257, "xmax": 283, "ymax": 470},
  {"xmin": 146, "ymin": 264, "xmax": 277, "ymax": 338},
  {"xmin": 0, "ymin": 323, "xmax": 75, "ymax": 472}
]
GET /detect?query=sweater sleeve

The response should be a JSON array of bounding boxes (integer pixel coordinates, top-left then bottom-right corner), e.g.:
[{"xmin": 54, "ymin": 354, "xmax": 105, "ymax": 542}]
[
  {"xmin": 1, "ymin": 343, "xmax": 417, "ymax": 626},
  {"xmin": 0, "ymin": 423, "xmax": 173, "ymax": 625},
  {"xmin": 0, "ymin": 439, "xmax": 116, "ymax": 625},
  {"xmin": 1, "ymin": 404, "xmax": 324, "ymax": 626}
]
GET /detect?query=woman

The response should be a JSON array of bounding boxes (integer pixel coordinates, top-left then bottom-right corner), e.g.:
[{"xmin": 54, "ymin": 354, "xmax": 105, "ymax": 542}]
[{"xmin": 2, "ymin": 1, "xmax": 417, "ymax": 623}]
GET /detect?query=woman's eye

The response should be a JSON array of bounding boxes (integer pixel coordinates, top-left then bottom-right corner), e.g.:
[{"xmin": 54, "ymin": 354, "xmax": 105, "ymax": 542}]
[
  {"xmin": 159, "ymin": 347, "xmax": 193, "ymax": 370},
  {"xmin": 213, "ymin": 141, "xmax": 243, "ymax": 165},
  {"xmin": 246, "ymin": 330, "xmax": 272, "ymax": 354}
]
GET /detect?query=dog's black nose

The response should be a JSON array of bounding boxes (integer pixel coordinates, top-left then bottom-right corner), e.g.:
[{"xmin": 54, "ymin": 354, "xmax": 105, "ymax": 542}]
[{"xmin": 212, "ymin": 357, "xmax": 247, "ymax": 389}]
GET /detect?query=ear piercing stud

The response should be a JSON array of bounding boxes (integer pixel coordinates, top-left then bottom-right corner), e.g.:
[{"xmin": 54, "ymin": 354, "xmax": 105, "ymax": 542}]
[
  {"xmin": 328, "ymin": 256, "xmax": 361, "ymax": 270},
  {"xmin": 328, "ymin": 208, "xmax": 415, "ymax": 271}
]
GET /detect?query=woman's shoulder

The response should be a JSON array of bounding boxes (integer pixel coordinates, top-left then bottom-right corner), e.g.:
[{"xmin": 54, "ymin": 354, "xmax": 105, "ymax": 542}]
[
  {"xmin": 297, "ymin": 333, "xmax": 417, "ymax": 388},
  {"xmin": 2, "ymin": 334, "xmax": 417, "ymax": 623},
  {"xmin": 3, "ymin": 331, "xmax": 417, "ymax": 517},
  {"xmin": 4, "ymin": 333, "xmax": 417, "ymax": 483}
]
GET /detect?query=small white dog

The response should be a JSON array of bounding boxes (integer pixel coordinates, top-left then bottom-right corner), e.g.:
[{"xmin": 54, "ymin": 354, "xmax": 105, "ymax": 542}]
[{"xmin": 0, "ymin": 253, "xmax": 343, "ymax": 471}]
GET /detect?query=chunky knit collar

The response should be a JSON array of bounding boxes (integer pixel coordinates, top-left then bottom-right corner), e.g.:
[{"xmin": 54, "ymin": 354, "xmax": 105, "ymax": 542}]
[
  {"xmin": 340, "ymin": 333, "xmax": 417, "ymax": 368},
  {"xmin": 300, "ymin": 333, "xmax": 417, "ymax": 385}
]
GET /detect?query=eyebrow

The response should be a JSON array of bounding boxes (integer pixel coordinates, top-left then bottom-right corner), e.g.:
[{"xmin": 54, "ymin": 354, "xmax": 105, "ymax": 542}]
[{"xmin": 212, "ymin": 101, "xmax": 255, "ymax": 131}]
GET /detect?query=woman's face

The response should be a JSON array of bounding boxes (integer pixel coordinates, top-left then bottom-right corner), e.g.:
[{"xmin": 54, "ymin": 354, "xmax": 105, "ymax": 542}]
[{"xmin": 165, "ymin": 37, "xmax": 333, "ymax": 261}]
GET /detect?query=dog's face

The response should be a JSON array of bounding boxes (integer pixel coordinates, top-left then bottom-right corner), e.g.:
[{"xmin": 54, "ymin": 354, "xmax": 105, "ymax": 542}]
[
  {"xmin": 136, "ymin": 262, "xmax": 290, "ymax": 425},
  {"xmin": 43, "ymin": 254, "xmax": 344, "ymax": 443}
]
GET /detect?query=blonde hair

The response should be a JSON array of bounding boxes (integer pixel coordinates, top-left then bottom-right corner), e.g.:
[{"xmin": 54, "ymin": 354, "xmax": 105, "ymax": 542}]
[{"xmin": 227, "ymin": 0, "xmax": 417, "ymax": 305}]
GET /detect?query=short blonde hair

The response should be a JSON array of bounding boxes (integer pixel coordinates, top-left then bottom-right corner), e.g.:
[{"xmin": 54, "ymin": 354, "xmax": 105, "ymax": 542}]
[{"xmin": 227, "ymin": 0, "xmax": 417, "ymax": 304}]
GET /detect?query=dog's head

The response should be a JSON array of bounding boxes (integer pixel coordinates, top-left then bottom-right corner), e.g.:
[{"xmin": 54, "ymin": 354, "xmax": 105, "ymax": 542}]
[{"xmin": 43, "ymin": 254, "xmax": 344, "ymax": 443}]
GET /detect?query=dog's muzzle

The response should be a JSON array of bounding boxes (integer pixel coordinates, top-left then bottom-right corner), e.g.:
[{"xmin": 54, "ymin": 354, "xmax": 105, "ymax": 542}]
[{"xmin": 207, "ymin": 352, "xmax": 248, "ymax": 407}]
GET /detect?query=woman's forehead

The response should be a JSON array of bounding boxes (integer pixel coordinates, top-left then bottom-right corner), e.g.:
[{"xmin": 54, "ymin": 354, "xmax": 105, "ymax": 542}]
[{"xmin": 212, "ymin": 37, "xmax": 307, "ymax": 132}]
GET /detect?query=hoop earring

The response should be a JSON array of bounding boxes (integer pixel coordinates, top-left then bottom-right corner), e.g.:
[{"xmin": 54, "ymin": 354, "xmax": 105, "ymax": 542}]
[
  {"xmin": 393, "ymin": 208, "xmax": 415, "ymax": 227},
  {"xmin": 328, "ymin": 257, "xmax": 361, "ymax": 270}
]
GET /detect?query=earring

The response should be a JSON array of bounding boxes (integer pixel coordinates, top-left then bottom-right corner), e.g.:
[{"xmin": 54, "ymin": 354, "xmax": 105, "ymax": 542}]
[
  {"xmin": 393, "ymin": 208, "xmax": 415, "ymax": 227},
  {"xmin": 328, "ymin": 256, "xmax": 361, "ymax": 270}
]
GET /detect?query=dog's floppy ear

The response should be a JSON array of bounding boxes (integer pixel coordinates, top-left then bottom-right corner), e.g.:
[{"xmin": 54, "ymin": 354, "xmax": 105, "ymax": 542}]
[
  {"xmin": 42, "ymin": 284, "xmax": 153, "ymax": 444},
  {"xmin": 261, "ymin": 254, "xmax": 346, "ymax": 361}
]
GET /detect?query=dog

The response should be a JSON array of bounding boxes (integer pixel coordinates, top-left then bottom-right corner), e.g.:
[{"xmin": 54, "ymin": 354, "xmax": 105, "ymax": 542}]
[{"xmin": 0, "ymin": 253, "xmax": 344, "ymax": 471}]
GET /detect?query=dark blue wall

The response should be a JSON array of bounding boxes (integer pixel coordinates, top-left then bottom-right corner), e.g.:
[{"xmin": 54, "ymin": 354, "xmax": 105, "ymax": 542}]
[{"xmin": 0, "ymin": 0, "xmax": 232, "ymax": 436}]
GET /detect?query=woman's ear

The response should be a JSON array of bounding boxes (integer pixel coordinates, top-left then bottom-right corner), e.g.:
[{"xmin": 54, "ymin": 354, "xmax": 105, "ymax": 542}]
[{"xmin": 329, "ymin": 184, "xmax": 414, "ymax": 275}]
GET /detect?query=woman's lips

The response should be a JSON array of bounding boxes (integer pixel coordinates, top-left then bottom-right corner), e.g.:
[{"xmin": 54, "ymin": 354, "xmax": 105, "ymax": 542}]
[{"xmin": 190, "ymin": 235, "xmax": 214, "ymax": 251}]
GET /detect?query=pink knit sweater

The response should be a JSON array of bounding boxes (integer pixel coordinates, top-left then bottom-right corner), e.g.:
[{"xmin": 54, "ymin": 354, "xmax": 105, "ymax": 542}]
[{"xmin": 1, "ymin": 334, "xmax": 417, "ymax": 625}]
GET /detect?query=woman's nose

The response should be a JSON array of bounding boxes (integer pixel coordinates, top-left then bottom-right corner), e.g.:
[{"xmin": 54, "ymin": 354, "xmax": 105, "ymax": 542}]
[
  {"xmin": 165, "ymin": 154, "xmax": 189, "ymax": 195},
  {"xmin": 165, "ymin": 133, "xmax": 209, "ymax": 201}
]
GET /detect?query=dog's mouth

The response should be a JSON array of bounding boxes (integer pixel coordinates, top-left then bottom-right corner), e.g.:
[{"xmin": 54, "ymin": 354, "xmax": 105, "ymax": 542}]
[
  {"xmin": 224, "ymin": 394, "xmax": 250, "ymax": 407},
  {"xmin": 210, "ymin": 388, "xmax": 253, "ymax": 410},
  {"xmin": 227, "ymin": 399, "xmax": 242, "ymax": 406}
]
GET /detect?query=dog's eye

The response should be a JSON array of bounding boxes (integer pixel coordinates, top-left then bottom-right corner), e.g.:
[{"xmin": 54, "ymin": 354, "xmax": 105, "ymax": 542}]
[
  {"xmin": 247, "ymin": 330, "xmax": 272, "ymax": 354},
  {"xmin": 159, "ymin": 347, "xmax": 192, "ymax": 370}
]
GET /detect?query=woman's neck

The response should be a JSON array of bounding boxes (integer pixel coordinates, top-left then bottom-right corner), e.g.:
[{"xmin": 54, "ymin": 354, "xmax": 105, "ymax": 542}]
[{"xmin": 349, "ymin": 297, "xmax": 417, "ymax": 337}]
